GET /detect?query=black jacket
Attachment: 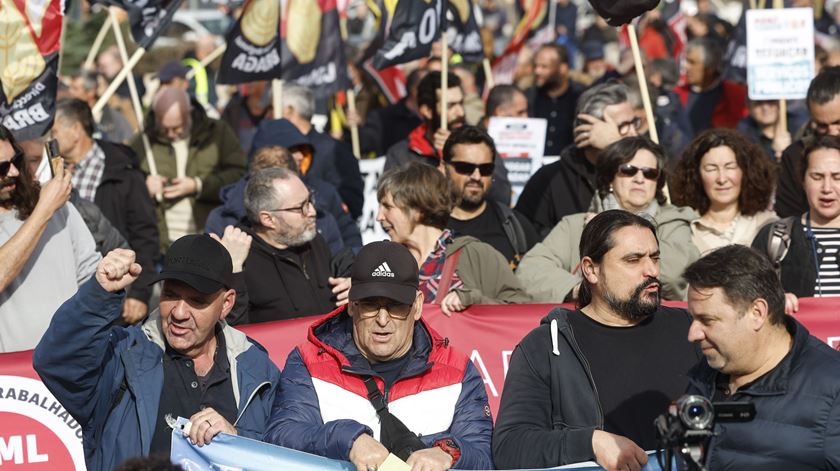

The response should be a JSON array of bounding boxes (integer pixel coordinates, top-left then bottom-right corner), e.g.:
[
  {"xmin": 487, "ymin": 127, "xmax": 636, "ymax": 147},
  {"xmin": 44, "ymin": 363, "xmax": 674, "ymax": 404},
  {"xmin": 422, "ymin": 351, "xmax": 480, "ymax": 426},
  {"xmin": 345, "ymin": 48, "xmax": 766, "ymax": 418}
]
[
  {"xmin": 94, "ymin": 140, "xmax": 159, "ymax": 303},
  {"xmin": 515, "ymin": 146, "xmax": 596, "ymax": 238},
  {"xmin": 69, "ymin": 192, "xmax": 129, "ymax": 255},
  {"xmin": 492, "ymin": 306, "xmax": 694, "ymax": 469},
  {"xmin": 358, "ymin": 98, "xmax": 422, "ymax": 156},
  {"xmin": 687, "ymin": 317, "xmax": 840, "ymax": 470},
  {"xmin": 307, "ymin": 130, "xmax": 365, "ymax": 220},
  {"xmin": 230, "ymin": 230, "xmax": 353, "ymax": 325},
  {"xmin": 775, "ymin": 140, "xmax": 808, "ymax": 218},
  {"xmin": 752, "ymin": 216, "xmax": 821, "ymax": 297}
]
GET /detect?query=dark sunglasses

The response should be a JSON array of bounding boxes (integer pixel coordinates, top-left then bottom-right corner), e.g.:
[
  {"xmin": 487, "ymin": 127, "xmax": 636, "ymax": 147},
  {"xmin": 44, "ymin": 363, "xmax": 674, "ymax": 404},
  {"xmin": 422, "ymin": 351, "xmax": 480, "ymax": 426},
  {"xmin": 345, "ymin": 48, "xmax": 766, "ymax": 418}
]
[
  {"xmin": 617, "ymin": 164, "xmax": 660, "ymax": 180},
  {"xmin": 448, "ymin": 161, "xmax": 494, "ymax": 177},
  {"xmin": 0, "ymin": 150, "xmax": 24, "ymax": 178}
]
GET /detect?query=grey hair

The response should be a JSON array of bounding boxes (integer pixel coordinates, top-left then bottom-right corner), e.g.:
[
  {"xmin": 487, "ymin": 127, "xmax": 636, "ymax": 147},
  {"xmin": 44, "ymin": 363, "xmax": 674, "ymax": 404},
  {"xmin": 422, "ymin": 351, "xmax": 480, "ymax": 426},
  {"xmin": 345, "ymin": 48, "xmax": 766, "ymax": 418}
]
[
  {"xmin": 282, "ymin": 84, "xmax": 315, "ymax": 121},
  {"xmin": 72, "ymin": 69, "xmax": 99, "ymax": 93},
  {"xmin": 686, "ymin": 37, "xmax": 723, "ymax": 74},
  {"xmin": 244, "ymin": 167, "xmax": 298, "ymax": 227},
  {"xmin": 574, "ymin": 82, "xmax": 630, "ymax": 130}
]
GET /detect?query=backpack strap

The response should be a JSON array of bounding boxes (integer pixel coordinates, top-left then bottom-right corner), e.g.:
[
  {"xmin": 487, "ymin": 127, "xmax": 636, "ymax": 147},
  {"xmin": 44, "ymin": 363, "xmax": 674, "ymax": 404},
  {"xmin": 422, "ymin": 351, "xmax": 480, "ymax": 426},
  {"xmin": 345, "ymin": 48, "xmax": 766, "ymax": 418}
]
[
  {"xmin": 435, "ymin": 248, "xmax": 462, "ymax": 303},
  {"xmin": 767, "ymin": 216, "xmax": 795, "ymax": 278},
  {"xmin": 494, "ymin": 202, "xmax": 529, "ymax": 263}
]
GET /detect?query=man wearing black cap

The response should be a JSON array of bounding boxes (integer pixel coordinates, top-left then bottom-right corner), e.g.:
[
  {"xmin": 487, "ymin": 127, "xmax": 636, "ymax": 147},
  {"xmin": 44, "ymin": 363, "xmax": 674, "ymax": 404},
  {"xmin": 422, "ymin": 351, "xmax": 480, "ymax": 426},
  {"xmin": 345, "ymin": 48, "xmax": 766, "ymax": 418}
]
[
  {"xmin": 33, "ymin": 235, "xmax": 280, "ymax": 471},
  {"xmin": 264, "ymin": 241, "xmax": 493, "ymax": 471}
]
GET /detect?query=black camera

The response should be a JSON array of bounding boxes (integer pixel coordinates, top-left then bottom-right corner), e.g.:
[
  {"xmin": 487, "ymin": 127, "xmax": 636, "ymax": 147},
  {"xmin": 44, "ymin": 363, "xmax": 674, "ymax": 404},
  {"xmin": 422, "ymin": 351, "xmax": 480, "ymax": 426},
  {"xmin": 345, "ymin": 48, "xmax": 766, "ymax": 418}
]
[{"xmin": 655, "ymin": 395, "xmax": 755, "ymax": 471}]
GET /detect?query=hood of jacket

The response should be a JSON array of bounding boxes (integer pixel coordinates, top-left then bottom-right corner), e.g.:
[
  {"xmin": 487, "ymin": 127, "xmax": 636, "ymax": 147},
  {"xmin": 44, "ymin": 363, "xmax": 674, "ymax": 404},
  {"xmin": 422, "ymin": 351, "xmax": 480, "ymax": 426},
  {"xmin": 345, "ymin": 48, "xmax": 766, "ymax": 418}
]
[{"xmin": 249, "ymin": 118, "xmax": 311, "ymax": 161}]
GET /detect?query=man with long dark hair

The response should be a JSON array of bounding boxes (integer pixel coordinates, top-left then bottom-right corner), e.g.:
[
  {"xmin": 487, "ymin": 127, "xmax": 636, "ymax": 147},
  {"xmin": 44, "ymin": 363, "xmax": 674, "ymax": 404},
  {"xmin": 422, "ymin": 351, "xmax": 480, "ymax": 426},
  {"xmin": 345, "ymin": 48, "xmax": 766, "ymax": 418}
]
[
  {"xmin": 0, "ymin": 125, "xmax": 100, "ymax": 352},
  {"xmin": 494, "ymin": 210, "xmax": 701, "ymax": 470}
]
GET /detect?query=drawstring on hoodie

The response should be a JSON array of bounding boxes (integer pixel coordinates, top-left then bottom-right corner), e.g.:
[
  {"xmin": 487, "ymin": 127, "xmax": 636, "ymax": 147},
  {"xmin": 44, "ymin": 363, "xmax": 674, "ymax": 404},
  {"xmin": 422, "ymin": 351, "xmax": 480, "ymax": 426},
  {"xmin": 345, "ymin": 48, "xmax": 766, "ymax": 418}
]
[{"xmin": 550, "ymin": 319, "xmax": 560, "ymax": 355}]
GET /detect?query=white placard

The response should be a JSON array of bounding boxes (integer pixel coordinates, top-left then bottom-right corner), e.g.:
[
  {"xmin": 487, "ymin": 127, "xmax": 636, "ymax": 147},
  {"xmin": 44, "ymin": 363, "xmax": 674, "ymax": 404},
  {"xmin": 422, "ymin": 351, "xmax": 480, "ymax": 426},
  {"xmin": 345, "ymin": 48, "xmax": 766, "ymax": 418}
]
[
  {"xmin": 746, "ymin": 7, "xmax": 815, "ymax": 100},
  {"xmin": 486, "ymin": 117, "xmax": 547, "ymax": 205},
  {"xmin": 358, "ymin": 157, "xmax": 388, "ymax": 245}
]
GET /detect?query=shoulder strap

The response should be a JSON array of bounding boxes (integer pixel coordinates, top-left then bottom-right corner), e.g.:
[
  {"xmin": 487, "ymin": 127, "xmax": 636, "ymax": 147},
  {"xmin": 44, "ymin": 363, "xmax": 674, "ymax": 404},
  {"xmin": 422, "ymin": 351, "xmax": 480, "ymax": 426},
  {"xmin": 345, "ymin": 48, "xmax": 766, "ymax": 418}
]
[
  {"xmin": 435, "ymin": 249, "xmax": 462, "ymax": 304},
  {"xmin": 495, "ymin": 202, "xmax": 529, "ymax": 257},
  {"xmin": 360, "ymin": 375, "xmax": 426, "ymax": 461},
  {"xmin": 362, "ymin": 376, "xmax": 388, "ymax": 413},
  {"xmin": 767, "ymin": 216, "xmax": 795, "ymax": 277}
]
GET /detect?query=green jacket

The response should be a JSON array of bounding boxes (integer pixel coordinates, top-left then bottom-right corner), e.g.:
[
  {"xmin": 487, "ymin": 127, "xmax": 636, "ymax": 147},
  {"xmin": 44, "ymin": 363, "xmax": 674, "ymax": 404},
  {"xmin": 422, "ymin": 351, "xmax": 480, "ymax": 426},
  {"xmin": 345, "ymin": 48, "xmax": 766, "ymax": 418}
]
[
  {"xmin": 447, "ymin": 236, "xmax": 533, "ymax": 306},
  {"xmin": 516, "ymin": 205, "xmax": 699, "ymax": 302},
  {"xmin": 131, "ymin": 101, "xmax": 246, "ymax": 251}
]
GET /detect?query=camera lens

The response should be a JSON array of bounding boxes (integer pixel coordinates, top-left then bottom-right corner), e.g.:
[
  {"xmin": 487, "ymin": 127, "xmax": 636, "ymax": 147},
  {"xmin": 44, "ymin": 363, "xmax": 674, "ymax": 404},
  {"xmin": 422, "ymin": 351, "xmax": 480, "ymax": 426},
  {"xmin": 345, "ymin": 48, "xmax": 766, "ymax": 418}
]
[{"xmin": 675, "ymin": 395, "xmax": 714, "ymax": 430}]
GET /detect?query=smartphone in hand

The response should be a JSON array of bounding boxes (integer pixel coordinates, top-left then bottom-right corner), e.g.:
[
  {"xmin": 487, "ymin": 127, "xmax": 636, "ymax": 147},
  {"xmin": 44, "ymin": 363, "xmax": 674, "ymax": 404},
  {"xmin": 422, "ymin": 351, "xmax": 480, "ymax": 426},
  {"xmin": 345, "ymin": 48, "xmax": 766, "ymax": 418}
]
[{"xmin": 45, "ymin": 139, "xmax": 62, "ymax": 178}]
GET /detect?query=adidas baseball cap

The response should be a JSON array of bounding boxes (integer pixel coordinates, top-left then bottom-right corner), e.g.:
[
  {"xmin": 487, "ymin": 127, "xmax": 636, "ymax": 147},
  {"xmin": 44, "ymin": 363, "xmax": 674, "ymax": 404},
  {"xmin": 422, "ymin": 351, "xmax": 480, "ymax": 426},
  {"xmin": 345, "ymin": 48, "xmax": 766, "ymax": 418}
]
[
  {"xmin": 349, "ymin": 241, "xmax": 419, "ymax": 305},
  {"xmin": 149, "ymin": 234, "xmax": 234, "ymax": 294}
]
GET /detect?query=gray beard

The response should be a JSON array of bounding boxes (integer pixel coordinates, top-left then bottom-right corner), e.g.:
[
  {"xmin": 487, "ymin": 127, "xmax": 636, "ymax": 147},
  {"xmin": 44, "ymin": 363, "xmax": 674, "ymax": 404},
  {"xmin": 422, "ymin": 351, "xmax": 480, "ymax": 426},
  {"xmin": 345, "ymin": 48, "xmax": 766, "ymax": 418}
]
[{"xmin": 274, "ymin": 224, "xmax": 317, "ymax": 248}]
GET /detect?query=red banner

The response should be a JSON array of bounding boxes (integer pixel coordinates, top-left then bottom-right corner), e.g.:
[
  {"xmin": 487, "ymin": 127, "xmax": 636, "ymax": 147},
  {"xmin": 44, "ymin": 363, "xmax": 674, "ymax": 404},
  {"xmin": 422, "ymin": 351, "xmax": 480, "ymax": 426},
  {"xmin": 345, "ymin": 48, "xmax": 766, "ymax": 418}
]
[{"xmin": 2, "ymin": 301, "xmax": 839, "ymax": 469}]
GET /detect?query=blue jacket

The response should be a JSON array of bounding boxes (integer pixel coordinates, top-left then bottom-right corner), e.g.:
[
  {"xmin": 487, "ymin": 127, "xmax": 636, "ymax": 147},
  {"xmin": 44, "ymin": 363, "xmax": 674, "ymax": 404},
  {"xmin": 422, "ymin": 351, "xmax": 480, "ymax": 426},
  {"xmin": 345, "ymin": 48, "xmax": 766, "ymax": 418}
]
[
  {"xmin": 264, "ymin": 307, "xmax": 493, "ymax": 469},
  {"xmin": 33, "ymin": 279, "xmax": 281, "ymax": 471},
  {"xmin": 205, "ymin": 174, "xmax": 362, "ymax": 254},
  {"xmin": 687, "ymin": 316, "xmax": 840, "ymax": 470}
]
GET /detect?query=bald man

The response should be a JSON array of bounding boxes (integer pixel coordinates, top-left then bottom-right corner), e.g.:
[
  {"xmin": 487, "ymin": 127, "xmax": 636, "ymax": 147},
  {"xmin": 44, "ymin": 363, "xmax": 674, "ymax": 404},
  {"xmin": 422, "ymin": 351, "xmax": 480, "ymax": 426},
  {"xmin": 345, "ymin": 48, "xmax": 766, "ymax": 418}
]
[{"xmin": 131, "ymin": 87, "xmax": 245, "ymax": 253}]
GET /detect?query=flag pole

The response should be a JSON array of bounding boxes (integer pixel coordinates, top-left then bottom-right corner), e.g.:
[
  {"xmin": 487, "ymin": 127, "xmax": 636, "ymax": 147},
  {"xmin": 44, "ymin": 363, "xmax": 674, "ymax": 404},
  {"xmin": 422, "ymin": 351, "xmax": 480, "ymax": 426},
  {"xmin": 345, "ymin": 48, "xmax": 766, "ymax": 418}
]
[
  {"xmin": 627, "ymin": 23, "xmax": 658, "ymax": 144},
  {"xmin": 272, "ymin": 80, "xmax": 284, "ymax": 119},
  {"xmin": 483, "ymin": 58, "xmax": 494, "ymax": 90},
  {"xmin": 107, "ymin": 8, "xmax": 160, "ymax": 198},
  {"xmin": 440, "ymin": 30, "xmax": 449, "ymax": 133},
  {"xmin": 186, "ymin": 44, "xmax": 227, "ymax": 80},
  {"xmin": 772, "ymin": 0, "xmax": 788, "ymax": 134},
  {"xmin": 84, "ymin": 19, "xmax": 112, "ymax": 70},
  {"xmin": 347, "ymin": 89, "xmax": 361, "ymax": 159}
]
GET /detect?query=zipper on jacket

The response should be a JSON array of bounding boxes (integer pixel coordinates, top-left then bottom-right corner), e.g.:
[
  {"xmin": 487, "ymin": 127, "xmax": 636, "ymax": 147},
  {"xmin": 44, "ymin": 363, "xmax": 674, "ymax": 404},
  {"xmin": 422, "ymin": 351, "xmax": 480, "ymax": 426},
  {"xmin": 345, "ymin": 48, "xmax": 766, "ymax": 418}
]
[
  {"xmin": 233, "ymin": 380, "xmax": 271, "ymax": 427},
  {"xmin": 559, "ymin": 322, "xmax": 605, "ymax": 428}
]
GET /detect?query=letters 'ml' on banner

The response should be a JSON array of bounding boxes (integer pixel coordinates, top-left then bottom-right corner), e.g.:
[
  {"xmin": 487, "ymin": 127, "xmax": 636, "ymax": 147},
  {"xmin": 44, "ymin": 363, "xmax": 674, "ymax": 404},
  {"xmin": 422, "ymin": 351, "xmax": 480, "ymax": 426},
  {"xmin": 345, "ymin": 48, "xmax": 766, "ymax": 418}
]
[
  {"xmin": 0, "ymin": 0, "xmax": 64, "ymax": 140},
  {"xmin": 217, "ymin": 0, "xmax": 282, "ymax": 85}
]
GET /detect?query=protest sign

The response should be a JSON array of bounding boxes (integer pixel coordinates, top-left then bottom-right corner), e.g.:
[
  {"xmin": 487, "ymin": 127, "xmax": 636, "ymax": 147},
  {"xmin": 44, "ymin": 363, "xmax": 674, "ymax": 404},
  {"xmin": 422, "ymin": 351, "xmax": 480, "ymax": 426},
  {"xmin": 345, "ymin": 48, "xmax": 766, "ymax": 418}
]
[
  {"xmin": 746, "ymin": 7, "xmax": 815, "ymax": 100},
  {"xmin": 487, "ymin": 117, "xmax": 547, "ymax": 205}
]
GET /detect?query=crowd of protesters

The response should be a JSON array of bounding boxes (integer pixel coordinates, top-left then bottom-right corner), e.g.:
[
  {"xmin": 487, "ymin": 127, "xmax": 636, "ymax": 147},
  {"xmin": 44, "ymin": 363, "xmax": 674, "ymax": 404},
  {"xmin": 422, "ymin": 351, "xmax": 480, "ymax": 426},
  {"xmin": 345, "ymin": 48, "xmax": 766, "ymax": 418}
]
[{"xmin": 3, "ymin": 0, "xmax": 840, "ymax": 470}]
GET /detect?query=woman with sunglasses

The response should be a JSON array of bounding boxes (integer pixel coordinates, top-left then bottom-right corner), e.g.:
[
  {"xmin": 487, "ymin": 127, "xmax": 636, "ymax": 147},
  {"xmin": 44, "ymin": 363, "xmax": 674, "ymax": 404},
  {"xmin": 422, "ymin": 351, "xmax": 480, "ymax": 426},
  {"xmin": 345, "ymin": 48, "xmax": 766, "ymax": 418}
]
[
  {"xmin": 517, "ymin": 136, "xmax": 699, "ymax": 302},
  {"xmin": 670, "ymin": 129, "xmax": 777, "ymax": 255}
]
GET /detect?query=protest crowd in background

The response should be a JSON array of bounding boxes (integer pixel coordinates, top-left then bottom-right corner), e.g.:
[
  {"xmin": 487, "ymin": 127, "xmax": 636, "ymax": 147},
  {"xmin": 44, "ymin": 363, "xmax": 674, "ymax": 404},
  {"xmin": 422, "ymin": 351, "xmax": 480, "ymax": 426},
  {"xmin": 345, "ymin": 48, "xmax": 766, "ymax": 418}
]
[{"xmin": 3, "ymin": 0, "xmax": 840, "ymax": 470}]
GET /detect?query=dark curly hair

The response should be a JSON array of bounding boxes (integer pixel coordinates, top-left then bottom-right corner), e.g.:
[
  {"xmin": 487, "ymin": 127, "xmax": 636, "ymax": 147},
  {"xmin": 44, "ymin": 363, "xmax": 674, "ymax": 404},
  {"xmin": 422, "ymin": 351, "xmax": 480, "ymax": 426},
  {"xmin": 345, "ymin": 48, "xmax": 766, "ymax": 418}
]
[
  {"xmin": 669, "ymin": 129, "xmax": 776, "ymax": 216},
  {"xmin": 0, "ymin": 125, "xmax": 40, "ymax": 221},
  {"xmin": 596, "ymin": 136, "xmax": 667, "ymax": 205}
]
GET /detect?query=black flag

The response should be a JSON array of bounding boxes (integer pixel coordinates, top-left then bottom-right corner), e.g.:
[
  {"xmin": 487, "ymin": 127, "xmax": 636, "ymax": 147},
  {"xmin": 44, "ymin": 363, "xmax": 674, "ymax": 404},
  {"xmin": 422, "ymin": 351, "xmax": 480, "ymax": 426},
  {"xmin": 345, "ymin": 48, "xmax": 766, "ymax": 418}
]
[
  {"xmin": 0, "ymin": 0, "xmax": 64, "ymax": 139},
  {"xmin": 281, "ymin": 0, "xmax": 350, "ymax": 99},
  {"xmin": 373, "ymin": 0, "xmax": 444, "ymax": 70},
  {"xmin": 217, "ymin": 0, "xmax": 282, "ymax": 84},
  {"xmin": 445, "ymin": 0, "xmax": 483, "ymax": 63},
  {"xmin": 90, "ymin": 0, "xmax": 184, "ymax": 49}
]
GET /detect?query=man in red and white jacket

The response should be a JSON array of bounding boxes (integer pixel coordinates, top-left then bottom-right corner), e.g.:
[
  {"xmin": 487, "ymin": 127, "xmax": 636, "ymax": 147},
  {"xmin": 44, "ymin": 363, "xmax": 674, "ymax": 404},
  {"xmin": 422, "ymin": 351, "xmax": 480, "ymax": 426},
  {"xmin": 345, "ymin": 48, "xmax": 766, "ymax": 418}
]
[{"xmin": 263, "ymin": 241, "xmax": 493, "ymax": 471}]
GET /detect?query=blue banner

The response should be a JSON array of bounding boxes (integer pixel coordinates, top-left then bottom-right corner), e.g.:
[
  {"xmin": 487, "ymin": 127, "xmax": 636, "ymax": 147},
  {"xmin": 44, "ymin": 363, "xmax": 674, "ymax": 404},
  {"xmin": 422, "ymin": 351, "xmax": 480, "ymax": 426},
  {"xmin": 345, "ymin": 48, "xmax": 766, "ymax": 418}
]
[{"xmin": 170, "ymin": 417, "xmax": 668, "ymax": 471}]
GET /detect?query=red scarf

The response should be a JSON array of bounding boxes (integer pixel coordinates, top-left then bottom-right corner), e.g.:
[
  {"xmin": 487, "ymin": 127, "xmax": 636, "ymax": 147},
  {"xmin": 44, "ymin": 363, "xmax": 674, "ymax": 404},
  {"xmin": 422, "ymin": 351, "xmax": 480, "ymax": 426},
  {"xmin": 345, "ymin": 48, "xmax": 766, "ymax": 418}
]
[{"xmin": 407, "ymin": 123, "xmax": 439, "ymax": 159}]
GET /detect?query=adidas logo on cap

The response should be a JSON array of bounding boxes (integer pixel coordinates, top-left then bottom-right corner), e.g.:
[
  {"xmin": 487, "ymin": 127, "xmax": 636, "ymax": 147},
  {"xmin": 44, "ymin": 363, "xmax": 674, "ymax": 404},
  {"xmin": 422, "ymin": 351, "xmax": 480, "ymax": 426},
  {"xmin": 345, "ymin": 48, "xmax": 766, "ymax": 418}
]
[{"xmin": 371, "ymin": 262, "xmax": 395, "ymax": 278}]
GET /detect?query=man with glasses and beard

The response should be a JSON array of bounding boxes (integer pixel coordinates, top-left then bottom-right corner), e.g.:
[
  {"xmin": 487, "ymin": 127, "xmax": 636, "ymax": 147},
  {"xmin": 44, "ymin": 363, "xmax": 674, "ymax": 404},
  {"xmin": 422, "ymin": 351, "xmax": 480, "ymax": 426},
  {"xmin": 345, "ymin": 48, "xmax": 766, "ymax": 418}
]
[
  {"xmin": 224, "ymin": 167, "xmax": 352, "ymax": 324},
  {"xmin": 264, "ymin": 241, "xmax": 492, "ymax": 471},
  {"xmin": 444, "ymin": 126, "xmax": 537, "ymax": 269},
  {"xmin": 0, "ymin": 125, "xmax": 101, "ymax": 352},
  {"xmin": 493, "ymin": 210, "xmax": 701, "ymax": 471}
]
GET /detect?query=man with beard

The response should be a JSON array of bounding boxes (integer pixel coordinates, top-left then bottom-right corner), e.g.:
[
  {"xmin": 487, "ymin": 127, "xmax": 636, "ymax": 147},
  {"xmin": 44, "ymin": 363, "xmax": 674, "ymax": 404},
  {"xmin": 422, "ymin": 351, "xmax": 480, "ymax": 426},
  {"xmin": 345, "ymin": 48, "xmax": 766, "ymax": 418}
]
[
  {"xmin": 444, "ymin": 126, "xmax": 537, "ymax": 269},
  {"xmin": 384, "ymin": 72, "xmax": 511, "ymax": 204},
  {"xmin": 0, "ymin": 125, "xmax": 101, "ymax": 352},
  {"xmin": 525, "ymin": 44, "xmax": 585, "ymax": 157},
  {"xmin": 228, "ymin": 168, "xmax": 352, "ymax": 324},
  {"xmin": 493, "ymin": 210, "xmax": 701, "ymax": 470}
]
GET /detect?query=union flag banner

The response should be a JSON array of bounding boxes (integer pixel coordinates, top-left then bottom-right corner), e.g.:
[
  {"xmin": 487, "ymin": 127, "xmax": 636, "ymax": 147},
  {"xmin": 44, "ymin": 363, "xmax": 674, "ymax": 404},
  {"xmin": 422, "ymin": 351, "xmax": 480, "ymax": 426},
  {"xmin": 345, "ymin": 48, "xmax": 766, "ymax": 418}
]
[
  {"xmin": 372, "ymin": 0, "xmax": 444, "ymax": 70},
  {"xmin": 281, "ymin": 0, "xmax": 350, "ymax": 99},
  {"xmin": 90, "ymin": 0, "xmax": 183, "ymax": 49},
  {"xmin": 0, "ymin": 0, "xmax": 63, "ymax": 139},
  {"xmin": 445, "ymin": 0, "xmax": 483, "ymax": 63},
  {"xmin": 217, "ymin": 0, "xmax": 282, "ymax": 84}
]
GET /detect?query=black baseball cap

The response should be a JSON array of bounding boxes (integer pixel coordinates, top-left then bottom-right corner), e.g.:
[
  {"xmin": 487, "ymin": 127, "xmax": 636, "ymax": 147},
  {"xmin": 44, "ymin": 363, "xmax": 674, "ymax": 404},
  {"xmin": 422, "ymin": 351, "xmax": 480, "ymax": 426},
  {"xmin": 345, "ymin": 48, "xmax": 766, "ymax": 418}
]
[
  {"xmin": 159, "ymin": 61, "xmax": 189, "ymax": 83},
  {"xmin": 149, "ymin": 234, "xmax": 233, "ymax": 294},
  {"xmin": 349, "ymin": 241, "xmax": 419, "ymax": 305}
]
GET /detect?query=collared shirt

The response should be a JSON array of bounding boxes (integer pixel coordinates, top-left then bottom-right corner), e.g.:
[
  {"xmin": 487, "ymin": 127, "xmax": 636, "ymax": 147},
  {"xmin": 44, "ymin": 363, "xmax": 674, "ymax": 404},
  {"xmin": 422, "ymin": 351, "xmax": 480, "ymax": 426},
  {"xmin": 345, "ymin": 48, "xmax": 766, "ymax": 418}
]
[
  {"xmin": 71, "ymin": 142, "xmax": 106, "ymax": 202},
  {"xmin": 690, "ymin": 210, "xmax": 777, "ymax": 255},
  {"xmin": 418, "ymin": 229, "xmax": 464, "ymax": 302},
  {"xmin": 150, "ymin": 325, "xmax": 238, "ymax": 455}
]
